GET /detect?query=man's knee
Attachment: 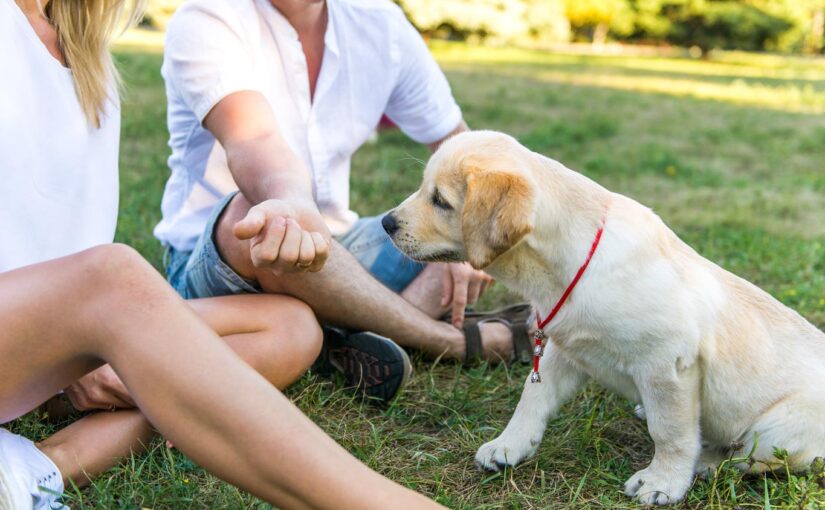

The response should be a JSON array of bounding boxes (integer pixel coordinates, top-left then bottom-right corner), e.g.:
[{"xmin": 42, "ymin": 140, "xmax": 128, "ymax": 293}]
[{"xmin": 214, "ymin": 193, "xmax": 258, "ymax": 281}]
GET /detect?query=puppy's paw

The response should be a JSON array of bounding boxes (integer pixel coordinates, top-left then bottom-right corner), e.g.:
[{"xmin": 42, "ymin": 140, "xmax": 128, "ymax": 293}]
[
  {"xmin": 624, "ymin": 467, "xmax": 690, "ymax": 506},
  {"xmin": 633, "ymin": 404, "xmax": 647, "ymax": 421},
  {"xmin": 475, "ymin": 434, "xmax": 539, "ymax": 472}
]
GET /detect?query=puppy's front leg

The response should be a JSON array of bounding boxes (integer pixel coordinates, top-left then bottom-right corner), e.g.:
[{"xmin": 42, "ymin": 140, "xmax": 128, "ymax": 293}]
[
  {"xmin": 476, "ymin": 345, "xmax": 587, "ymax": 471},
  {"xmin": 624, "ymin": 361, "xmax": 701, "ymax": 506}
]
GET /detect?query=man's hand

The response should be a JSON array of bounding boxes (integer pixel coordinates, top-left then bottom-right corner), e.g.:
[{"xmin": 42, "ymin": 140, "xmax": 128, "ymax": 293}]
[
  {"xmin": 233, "ymin": 199, "xmax": 330, "ymax": 275},
  {"xmin": 441, "ymin": 262, "xmax": 494, "ymax": 329},
  {"xmin": 65, "ymin": 365, "xmax": 135, "ymax": 412}
]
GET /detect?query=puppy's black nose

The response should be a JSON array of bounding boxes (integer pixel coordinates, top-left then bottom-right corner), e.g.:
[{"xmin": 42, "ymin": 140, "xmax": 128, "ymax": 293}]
[{"xmin": 381, "ymin": 213, "xmax": 399, "ymax": 236}]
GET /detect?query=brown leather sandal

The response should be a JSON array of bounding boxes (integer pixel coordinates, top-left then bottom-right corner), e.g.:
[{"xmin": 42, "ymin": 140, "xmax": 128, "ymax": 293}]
[{"xmin": 445, "ymin": 303, "xmax": 533, "ymax": 366}]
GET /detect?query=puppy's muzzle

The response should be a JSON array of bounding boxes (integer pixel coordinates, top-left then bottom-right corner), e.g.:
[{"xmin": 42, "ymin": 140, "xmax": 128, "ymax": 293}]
[{"xmin": 381, "ymin": 212, "xmax": 399, "ymax": 237}]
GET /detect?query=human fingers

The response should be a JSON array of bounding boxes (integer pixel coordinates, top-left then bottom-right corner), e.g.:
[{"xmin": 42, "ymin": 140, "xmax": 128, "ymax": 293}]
[
  {"xmin": 307, "ymin": 232, "xmax": 329, "ymax": 272},
  {"xmin": 98, "ymin": 365, "xmax": 136, "ymax": 408},
  {"xmin": 296, "ymin": 230, "xmax": 315, "ymax": 271},
  {"xmin": 480, "ymin": 274, "xmax": 495, "ymax": 297},
  {"xmin": 467, "ymin": 273, "xmax": 483, "ymax": 305},
  {"xmin": 65, "ymin": 379, "xmax": 129, "ymax": 411},
  {"xmin": 274, "ymin": 218, "xmax": 303, "ymax": 271},
  {"xmin": 440, "ymin": 264, "xmax": 453, "ymax": 308},
  {"xmin": 251, "ymin": 216, "xmax": 287, "ymax": 268},
  {"xmin": 480, "ymin": 273, "xmax": 494, "ymax": 295},
  {"xmin": 65, "ymin": 368, "xmax": 110, "ymax": 411},
  {"xmin": 64, "ymin": 383, "xmax": 92, "ymax": 411},
  {"xmin": 450, "ymin": 265, "xmax": 471, "ymax": 329},
  {"xmin": 233, "ymin": 206, "xmax": 267, "ymax": 240}
]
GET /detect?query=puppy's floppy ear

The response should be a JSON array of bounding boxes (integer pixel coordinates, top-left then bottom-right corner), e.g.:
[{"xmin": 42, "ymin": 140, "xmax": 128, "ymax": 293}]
[{"xmin": 461, "ymin": 169, "xmax": 535, "ymax": 269}]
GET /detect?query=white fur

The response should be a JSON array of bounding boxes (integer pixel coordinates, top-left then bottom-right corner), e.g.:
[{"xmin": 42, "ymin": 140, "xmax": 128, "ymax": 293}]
[{"xmin": 390, "ymin": 131, "xmax": 825, "ymax": 506}]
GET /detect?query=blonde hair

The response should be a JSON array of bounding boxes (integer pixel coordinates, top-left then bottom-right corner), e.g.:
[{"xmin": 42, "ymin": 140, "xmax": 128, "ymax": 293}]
[{"xmin": 44, "ymin": 0, "xmax": 147, "ymax": 127}]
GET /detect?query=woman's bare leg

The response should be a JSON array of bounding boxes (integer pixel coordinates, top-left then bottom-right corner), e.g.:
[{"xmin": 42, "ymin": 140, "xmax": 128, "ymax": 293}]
[
  {"xmin": 35, "ymin": 410, "xmax": 153, "ymax": 488},
  {"xmin": 37, "ymin": 293, "xmax": 324, "ymax": 487},
  {"xmin": 189, "ymin": 294, "xmax": 323, "ymax": 386},
  {"xmin": 0, "ymin": 244, "xmax": 440, "ymax": 510}
]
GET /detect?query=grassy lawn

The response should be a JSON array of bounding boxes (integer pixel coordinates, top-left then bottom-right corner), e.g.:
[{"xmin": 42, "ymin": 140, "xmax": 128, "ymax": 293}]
[{"xmin": 10, "ymin": 34, "xmax": 825, "ymax": 509}]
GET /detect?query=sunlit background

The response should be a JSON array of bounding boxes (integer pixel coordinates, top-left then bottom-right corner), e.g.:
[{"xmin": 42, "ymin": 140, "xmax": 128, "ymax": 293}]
[{"xmin": 144, "ymin": 0, "xmax": 825, "ymax": 55}]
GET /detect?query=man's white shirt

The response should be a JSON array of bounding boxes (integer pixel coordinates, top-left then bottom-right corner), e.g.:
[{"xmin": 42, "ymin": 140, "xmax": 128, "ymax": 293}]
[{"xmin": 154, "ymin": 0, "xmax": 462, "ymax": 251}]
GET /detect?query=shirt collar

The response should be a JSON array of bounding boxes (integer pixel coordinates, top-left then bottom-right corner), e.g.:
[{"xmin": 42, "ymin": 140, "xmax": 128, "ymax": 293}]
[
  {"xmin": 257, "ymin": 0, "xmax": 338, "ymax": 57},
  {"xmin": 324, "ymin": 1, "xmax": 339, "ymax": 57}
]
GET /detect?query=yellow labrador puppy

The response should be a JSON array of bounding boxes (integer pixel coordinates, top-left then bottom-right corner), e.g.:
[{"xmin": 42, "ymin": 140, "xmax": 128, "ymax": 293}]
[{"xmin": 382, "ymin": 130, "xmax": 825, "ymax": 505}]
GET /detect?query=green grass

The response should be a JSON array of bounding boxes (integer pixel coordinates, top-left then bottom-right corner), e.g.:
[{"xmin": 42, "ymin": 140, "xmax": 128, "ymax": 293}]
[{"xmin": 10, "ymin": 37, "xmax": 825, "ymax": 509}]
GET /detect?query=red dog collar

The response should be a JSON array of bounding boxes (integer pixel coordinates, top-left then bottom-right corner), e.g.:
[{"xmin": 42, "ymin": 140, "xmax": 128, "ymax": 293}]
[{"xmin": 531, "ymin": 211, "xmax": 607, "ymax": 383}]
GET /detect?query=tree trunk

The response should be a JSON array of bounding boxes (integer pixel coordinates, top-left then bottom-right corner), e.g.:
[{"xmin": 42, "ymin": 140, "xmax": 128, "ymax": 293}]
[
  {"xmin": 812, "ymin": 7, "xmax": 824, "ymax": 54},
  {"xmin": 592, "ymin": 23, "xmax": 609, "ymax": 47}
]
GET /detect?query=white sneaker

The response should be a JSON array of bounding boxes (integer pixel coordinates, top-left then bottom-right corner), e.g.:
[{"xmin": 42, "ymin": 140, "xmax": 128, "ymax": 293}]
[{"xmin": 0, "ymin": 429, "xmax": 67, "ymax": 510}]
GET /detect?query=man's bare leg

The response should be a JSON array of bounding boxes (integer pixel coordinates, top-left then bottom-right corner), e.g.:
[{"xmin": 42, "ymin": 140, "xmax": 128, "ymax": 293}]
[
  {"xmin": 218, "ymin": 194, "xmax": 514, "ymax": 361},
  {"xmin": 0, "ymin": 245, "xmax": 441, "ymax": 510},
  {"xmin": 36, "ymin": 293, "xmax": 323, "ymax": 488}
]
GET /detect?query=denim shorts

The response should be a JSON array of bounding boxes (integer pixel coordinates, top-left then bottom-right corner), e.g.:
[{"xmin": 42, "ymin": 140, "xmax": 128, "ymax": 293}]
[{"xmin": 165, "ymin": 192, "xmax": 426, "ymax": 298}]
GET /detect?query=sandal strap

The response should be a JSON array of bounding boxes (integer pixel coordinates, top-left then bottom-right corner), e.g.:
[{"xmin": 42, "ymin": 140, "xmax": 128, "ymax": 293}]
[
  {"xmin": 462, "ymin": 320, "xmax": 483, "ymax": 367},
  {"xmin": 441, "ymin": 303, "xmax": 531, "ymax": 324}
]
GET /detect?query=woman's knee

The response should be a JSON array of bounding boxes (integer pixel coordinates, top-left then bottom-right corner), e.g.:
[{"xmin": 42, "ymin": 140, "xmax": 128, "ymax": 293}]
[
  {"xmin": 78, "ymin": 244, "xmax": 155, "ymax": 286},
  {"xmin": 78, "ymin": 244, "xmax": 170, "ymax": 301}
]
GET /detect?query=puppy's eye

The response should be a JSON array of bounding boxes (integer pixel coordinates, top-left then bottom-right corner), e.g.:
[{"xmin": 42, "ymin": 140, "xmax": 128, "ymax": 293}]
[{"xmin": 431, "ymin": 189, "xmax": 453, "ymax": 211}]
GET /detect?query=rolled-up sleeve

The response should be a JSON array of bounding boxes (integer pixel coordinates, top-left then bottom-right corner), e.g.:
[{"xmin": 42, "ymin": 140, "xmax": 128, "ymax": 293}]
[
  {"xmin": 384, "ymin": 13, "xmax": 462, "ymax": 145},
  {"xmin": 162, "ymin": 3, "xmax": 262, "ymax": 123}
]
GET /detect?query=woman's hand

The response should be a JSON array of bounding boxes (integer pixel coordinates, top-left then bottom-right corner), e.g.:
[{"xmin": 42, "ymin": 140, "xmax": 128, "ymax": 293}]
[{"xmin": 65, "ymin": 364, "xmax": 135, "ymax": 411}]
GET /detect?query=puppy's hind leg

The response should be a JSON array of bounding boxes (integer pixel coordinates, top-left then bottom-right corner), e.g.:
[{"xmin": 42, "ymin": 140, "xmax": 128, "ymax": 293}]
[
  {"xmin": 624, "ymin": 361, "xmax": 702, "ymax": 506},
  {"xmin": 730, "ymin": 395, "xmax": 825, "ymax": 474},
  {"xmin": 475, "ymin": 345, "xmax": 587, "ymax": 471}
]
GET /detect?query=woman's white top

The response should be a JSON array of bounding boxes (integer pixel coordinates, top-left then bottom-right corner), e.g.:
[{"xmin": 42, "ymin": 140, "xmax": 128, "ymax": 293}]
[{"xmin": 0, "ymin": 0, "xmax": 121, "ymax": 272}]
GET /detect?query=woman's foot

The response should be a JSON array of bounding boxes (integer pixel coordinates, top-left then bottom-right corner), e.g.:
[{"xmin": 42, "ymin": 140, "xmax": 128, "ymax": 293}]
[{"xmin": 0, "ymin": 428, "xmax": 66, "ymax": 510}]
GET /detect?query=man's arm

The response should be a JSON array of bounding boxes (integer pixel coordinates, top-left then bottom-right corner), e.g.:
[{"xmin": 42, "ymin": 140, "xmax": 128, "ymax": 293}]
[
  {"xmin": 204, "ymin": 91, "xmax": 324, "ymax": 228},
  {"xmin": 204, "ymin": 91, "xmax": 330, "ymax": 273},
  {"xmin": 427, "ymin": 119, "xmax": 468, "ymax": 153}
]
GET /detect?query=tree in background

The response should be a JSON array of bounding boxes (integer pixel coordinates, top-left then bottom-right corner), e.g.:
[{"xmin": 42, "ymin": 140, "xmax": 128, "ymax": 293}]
[
  {"xmin": 142, "ymin": 0, "xmax": 183, "ymax": 30},
  {"xmin": 769, "ymin": 0, "xmax": 825, "ymax": 52},
  {"xmin": 141, "ymin": 0, "xmax": 822, "ymax": 55},
  {"xmin": 813, "ymin": 3, "xmax": 824, "ymax": 52},
  {"xmin": 396, "ymin": 0, "xmax": 569, "ymax": 44},
  {"xmin": 563, "ymin": 0, "xmax": 635, "ymax": 45},
  {"xmin": 629, "ymin": 0, "xmax": 795, "ymax": 55}
]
